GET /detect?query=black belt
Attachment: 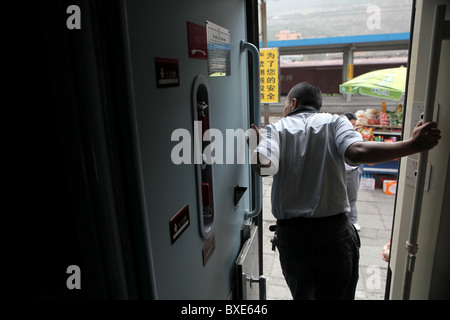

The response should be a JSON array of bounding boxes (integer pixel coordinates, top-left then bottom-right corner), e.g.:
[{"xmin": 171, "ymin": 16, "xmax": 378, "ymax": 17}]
[{"xmin": 277, "ymin": 213, "xmax": 346, "ymax": 227}]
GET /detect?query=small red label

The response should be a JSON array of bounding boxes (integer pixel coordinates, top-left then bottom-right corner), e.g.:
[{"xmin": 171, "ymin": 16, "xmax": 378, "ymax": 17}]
[
  {"xmin": 187, "ymin": 21, "xmax": 208, "ymax": 60},
  {"xmin": 169, "ymin": 204, "xmax": 190, "ymax": 244},
  {"xmin": 154, "ymin": 57, "xmax": 180, "ymax": 88}
]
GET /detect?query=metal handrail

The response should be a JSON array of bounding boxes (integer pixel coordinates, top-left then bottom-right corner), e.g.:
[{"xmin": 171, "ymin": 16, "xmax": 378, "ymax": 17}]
[{"xmin": 240, "ymin": 40, "xmax": 262, "ymax": 220}]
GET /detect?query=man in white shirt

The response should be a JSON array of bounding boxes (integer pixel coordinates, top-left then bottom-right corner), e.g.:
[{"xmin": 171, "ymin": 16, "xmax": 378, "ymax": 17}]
[
  {"xmin": 251, "ymin": 82, "xmax": 441, "ymax": 300},
  {"xmin": 343, "ymin": 112, "xmax": 361, "ymax": 231}
]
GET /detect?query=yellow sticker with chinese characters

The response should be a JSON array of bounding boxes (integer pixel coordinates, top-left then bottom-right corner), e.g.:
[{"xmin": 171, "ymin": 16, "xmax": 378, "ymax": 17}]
[{"xmin": 259, "ymin": 48, "xmax": 280, "ymax": 103}]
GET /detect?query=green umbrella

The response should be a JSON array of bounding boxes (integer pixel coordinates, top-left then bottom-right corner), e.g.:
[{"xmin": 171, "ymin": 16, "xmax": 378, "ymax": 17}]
[{"xmin": 339, "ymin": 66, "xmax": 406, "ymax": 101}]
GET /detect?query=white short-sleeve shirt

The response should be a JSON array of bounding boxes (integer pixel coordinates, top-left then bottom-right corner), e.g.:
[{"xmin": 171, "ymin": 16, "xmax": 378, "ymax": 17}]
[{"xmin": 255, "ymin": 110, "xmax": 363, "ymax": 219}]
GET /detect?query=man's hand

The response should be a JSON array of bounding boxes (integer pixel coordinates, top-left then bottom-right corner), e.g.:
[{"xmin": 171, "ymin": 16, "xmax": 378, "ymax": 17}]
[
  {"xmin": 250, "ymin": 123, "xmax": 262, "ymax": 144},
  {"xmin": 248, "ymin": 124, "xmax": 272, "ymax": 176},
  {"xmin": 381, "ymin": 241, "xmax": 390, "ymax": 262},
  {"xmin": 409, "ymin": 121, "xmax": 441, "ymax": 153}
]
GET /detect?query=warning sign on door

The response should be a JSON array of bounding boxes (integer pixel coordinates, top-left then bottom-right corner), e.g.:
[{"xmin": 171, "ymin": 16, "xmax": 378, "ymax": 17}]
[
  {"xmin": 206, "ymin": 21, "xmax": 230, "ymax": 77},
  {"xmin": 187, "ymin": 21, "xmax": 208, "ymax": 60},
  {"xmin": 260, "ymin": 48, "xmax": 280, "ymax": 103}
]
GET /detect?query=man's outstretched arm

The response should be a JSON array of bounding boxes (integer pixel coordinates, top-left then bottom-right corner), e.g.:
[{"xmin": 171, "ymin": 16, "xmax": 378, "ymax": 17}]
[{"xmin": 345, "ymin": 121, "xmax": 441, "ymax": 165}]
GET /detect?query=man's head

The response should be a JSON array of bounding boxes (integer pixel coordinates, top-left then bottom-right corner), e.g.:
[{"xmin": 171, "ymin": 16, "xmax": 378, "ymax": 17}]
[
  {"xmin": 344, "ymin": 112, "xmax": 357, "ymax": 128},
  {"xmin": 283, "ymin": 82, "xmax": 323, "ymax": 117}
]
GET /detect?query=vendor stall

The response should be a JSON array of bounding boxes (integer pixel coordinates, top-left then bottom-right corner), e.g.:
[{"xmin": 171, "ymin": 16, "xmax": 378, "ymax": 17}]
[
  {"xmin": 339, "ymin": 66, "xmax": 407, "ymax": 191},
  {"xmin": 356, "ymin": 103, "xmax": 403, "ymax": 190}
]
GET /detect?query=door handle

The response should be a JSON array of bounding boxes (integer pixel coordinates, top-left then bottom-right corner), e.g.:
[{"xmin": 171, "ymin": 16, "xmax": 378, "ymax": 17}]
[
  {"xmin": 192, "ymin": 74, "xmax": 215, "ymax": 239},
  {"xmin": 241, "ymin": 273, "xmax": 266, "ymax": 300},
  {"xmin": 240, "ymin": 40, "xmax": 262, "ymax": 220},
  {"xmin": 249, "ymin": 274, "xmax": 266, "ymax": 300}
]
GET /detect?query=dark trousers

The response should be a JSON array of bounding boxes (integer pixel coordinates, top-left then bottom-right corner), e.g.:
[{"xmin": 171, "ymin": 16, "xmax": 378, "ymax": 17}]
[
  {"xmin": 276, "ymin": 213, "xmax": 360, "ymax": 300},
  {"xmin": 346, "ymin": 168, "xmax": 360, "ymax": 224}
]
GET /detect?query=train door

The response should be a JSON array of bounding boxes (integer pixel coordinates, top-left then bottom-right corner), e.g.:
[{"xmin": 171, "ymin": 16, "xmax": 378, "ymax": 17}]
[
  {"xmin": 34, "ymin": 0, "xmax": 263, "ymax": 300},
  {"xmin": 121, "ymin": 0, "xmax": 263, "ymax": 300},
  {"xmin": 387, "ymin": 0, "xmax": 450, "ymax": 299}
]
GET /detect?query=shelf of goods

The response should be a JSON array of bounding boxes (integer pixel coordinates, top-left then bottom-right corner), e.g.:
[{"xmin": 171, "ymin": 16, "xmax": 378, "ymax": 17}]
[{"xmin": 359, "ymin": 124, "xmax": 402, "ymax": 176}]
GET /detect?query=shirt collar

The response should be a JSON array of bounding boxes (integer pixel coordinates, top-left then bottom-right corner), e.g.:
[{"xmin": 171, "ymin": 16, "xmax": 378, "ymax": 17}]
[{"xmin": 286, "ymin": 105, "xmax": 318, "ymax": 117}]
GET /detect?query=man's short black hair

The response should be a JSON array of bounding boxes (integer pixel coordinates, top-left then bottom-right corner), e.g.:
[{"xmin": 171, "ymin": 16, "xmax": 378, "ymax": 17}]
[
  {"xmin": 287, "ymin": 82, "xmax": 323, "ymax": 110},
  {"xmin": 344, "ymin": 112, "xmax": 357, "ymax": 121}
]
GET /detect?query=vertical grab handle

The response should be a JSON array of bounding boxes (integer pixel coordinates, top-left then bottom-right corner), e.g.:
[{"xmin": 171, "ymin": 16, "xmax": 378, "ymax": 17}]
[
  {"xmin": 240, "ymin": 40, "xmax": 262, "ymax": 220},
  {"xmin": 402, "ymin": 4, "xmax": 447, "ymax": 300},
  {"xmin": 192, "ymin": 75, "xmax": 215, "ymax": 239}
]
